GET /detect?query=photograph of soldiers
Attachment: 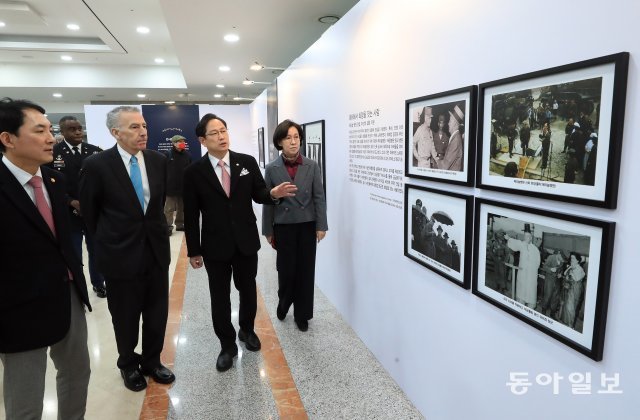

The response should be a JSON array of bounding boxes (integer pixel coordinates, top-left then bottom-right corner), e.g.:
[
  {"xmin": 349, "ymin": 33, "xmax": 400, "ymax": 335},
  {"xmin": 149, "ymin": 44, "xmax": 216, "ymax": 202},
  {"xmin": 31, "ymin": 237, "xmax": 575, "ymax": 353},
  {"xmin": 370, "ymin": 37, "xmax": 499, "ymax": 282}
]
[{"xmin": 487, "ymin": 76, "xmax": 601, "ymax": 184}]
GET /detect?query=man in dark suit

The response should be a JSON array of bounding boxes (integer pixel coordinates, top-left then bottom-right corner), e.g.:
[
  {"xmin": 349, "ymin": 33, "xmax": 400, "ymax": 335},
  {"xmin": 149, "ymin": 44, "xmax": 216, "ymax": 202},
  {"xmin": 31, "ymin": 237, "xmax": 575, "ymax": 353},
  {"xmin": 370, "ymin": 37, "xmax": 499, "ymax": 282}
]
[
  {"xmin": 49, "ymin": 116, "xmax": 106, "ymax": 297},
  {"xmin": 0, "ymin": 98, "xmax": 91, "ymax": 419},
  {"xmin": 183, "ymin": 113, "xmax": 296, "ymax": 372},
  {"xmin": 79, "ymin": 106, "xmax": 174, "ymax": 392}
]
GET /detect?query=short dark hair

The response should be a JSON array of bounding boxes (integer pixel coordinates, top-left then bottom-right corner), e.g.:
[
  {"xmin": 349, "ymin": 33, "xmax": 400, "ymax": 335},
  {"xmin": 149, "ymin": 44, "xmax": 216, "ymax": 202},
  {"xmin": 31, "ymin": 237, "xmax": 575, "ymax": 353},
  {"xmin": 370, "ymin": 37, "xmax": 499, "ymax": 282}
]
[
  {"xmin": 0, "ymin": 98, "xmax": 46, "ymax": 152},
  {"xmin": 195, "ymin": 113, "xmax": 227, "ymax": 138},
  {"xmin": 273, "ymin": 119, "xmax": 303, "ymax": 151},
  {"xmin": 59, "ymin": 115, "xmax": 78, "ymax": 128}
]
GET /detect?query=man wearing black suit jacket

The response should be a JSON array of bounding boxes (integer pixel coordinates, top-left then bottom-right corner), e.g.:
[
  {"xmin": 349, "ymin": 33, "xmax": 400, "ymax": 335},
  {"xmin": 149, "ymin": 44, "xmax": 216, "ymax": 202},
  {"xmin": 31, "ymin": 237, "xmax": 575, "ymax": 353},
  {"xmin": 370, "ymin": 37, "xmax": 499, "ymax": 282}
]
[
  {"xmin": 183, "ymin": 113, "xmax": 296, "ymax": 372},
  {"xmin": 49, "ymin": 116, "xmax": 106, "ymax": 298},
  {"xmin": 0, "ymin": 98, "xmax": 92, "ymax": 419},
  {"xmin": 79, "ymin": 106, "xmax": 174, "ymax": 392}
]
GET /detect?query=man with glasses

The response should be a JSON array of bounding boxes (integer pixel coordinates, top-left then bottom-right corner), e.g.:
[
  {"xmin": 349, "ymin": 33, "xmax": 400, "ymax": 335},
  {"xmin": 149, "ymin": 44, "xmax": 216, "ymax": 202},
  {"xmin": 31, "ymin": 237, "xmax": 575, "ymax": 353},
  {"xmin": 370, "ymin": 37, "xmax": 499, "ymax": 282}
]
[{"xmin": 183, "ymin": 113, "xmax": 296, "ymax": 372}]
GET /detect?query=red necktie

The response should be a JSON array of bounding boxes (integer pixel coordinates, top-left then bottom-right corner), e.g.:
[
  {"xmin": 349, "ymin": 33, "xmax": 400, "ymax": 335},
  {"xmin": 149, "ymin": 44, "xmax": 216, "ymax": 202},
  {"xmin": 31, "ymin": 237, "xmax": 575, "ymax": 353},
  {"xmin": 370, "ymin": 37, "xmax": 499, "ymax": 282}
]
[
  {"xmin": 28, "ymin": 176, "xmax": 73, "ymax": 280},
  {"xmin": 218, "ymin": 160, "xmax": 231, "ymax": 197},
  {"xmin": 28, "ymin": 176, "xmax": 56, "ymax": 236}
]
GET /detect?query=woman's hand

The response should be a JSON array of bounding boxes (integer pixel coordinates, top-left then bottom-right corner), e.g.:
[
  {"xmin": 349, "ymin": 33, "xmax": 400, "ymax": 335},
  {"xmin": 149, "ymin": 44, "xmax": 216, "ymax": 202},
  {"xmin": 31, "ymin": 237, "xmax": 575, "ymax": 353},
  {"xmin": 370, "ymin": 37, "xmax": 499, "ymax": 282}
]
[{"xmin": 316, "ymin": 231, "xmax": 326, "ymax": 243}]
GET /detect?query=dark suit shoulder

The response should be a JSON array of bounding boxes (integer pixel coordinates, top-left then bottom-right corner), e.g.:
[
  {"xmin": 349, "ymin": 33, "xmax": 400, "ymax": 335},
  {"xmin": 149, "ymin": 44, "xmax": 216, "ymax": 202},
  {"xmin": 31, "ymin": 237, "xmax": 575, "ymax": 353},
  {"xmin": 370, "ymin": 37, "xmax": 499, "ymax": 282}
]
[
  {"xmin": 84, "ymin": 143, "xmax": 103, "ymax": 153},
  {"xmin": 41, "ymin": 165, "xmax": 64, "ymax": 181}
]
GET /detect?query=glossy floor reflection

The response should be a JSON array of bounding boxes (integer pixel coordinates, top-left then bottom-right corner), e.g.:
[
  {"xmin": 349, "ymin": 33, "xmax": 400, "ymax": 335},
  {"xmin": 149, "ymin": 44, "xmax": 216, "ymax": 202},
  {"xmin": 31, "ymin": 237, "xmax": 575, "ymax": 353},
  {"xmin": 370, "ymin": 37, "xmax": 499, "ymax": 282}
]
[{"xmin": 1, "ymin": 210, "xmax": 423, "ymax": 419}]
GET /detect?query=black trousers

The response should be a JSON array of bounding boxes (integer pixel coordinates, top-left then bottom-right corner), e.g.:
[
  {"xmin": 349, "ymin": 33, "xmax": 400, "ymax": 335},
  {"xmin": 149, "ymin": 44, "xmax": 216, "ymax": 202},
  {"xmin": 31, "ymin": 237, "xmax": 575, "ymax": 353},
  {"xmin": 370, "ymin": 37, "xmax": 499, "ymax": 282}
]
[
  {"xmin": 274, "ymin": 221, "xmax": 317, "ymax": 322},
  {"xmin": 104, "ymin": 244, "xmax": 169, "ymax": 371},
  {"xmin": 204, "ymin": 250, "xmax": 258, "ymax": 351}
]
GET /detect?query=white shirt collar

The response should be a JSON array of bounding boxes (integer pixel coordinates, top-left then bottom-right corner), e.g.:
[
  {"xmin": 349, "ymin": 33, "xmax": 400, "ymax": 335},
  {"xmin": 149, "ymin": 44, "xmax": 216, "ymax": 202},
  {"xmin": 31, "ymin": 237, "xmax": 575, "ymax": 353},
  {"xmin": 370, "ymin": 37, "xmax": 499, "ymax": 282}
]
[
  {"xmin": 64, "ymin": 140, "xmax": 81, "ymax": 153},
  {"xmin": 208, "ymin": 151, "xmax": 230, "ymax": 168},
  {"xmin": 1, "ymin": 155, "xmax": 43, "ymax": 186},
  {"xmin": 117, "ymin": 144, "xmax": 143, "ymax": 162}
]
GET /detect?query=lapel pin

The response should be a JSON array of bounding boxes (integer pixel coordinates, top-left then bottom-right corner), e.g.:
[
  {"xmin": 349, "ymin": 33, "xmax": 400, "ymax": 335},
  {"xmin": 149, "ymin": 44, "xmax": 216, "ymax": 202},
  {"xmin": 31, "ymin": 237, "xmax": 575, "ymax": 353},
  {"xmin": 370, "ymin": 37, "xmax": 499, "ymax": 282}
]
[{"xmin": 50, "ymin": 178, "xmax": 56, "ymax": 183}]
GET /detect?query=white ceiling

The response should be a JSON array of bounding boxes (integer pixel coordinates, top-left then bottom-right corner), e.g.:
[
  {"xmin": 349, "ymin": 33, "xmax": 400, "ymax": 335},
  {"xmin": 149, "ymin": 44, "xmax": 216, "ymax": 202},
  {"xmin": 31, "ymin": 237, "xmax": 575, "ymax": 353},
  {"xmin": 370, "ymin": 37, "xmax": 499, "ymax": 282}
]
[{"xmin": 0, "ymin": 0, "xmax": 359, "ymax": 104}]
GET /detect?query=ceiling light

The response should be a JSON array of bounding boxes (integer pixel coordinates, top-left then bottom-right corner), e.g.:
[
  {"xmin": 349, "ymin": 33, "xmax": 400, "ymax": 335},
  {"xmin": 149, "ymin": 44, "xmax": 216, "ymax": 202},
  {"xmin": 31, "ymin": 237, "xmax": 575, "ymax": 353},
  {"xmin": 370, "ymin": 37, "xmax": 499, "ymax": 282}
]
[
  {"xmin": 136, "ymin": 26, "xmax": 150, "ymax": 34},
  {"xmin": 66, "ymin": 23, "xmax": 80, "ymax": 31},
  {"xmin": 0, "ymin": 21, "xmax": 7, "ymax": 28},
  {"xmin": 154, "ymin": 58, "xmax": 165, "ymax": 64},
  {"xmin": 250, "ymin": 61, "xmax": 284, "ymax": 71},
  {"xmin": 214, "ymin": 94, "xmax": 222, "ymax": 98},
  {"xmin": 60, "ymin": 55, "xmax": 72, "ymax": 61},
  {"xmin": 219, "ymin": 65, "xmax": 230, "ymax": 72},
  {"xmin": 216, "ymin": 84, "xmax": 225, "ymax": 88},
  {"xmin": 233, "ymin": 97, "xmax": 242, "ymax": 101},
  {"xmin": 164, "ymin": 101, "xmax": 175, "ymax": 104},
  {"xmin": 243, "ymin": 77, "xmax": 271, "ymax": 85},
  {"xmin": 52, "ymin": 93, "xmax": 62, "ymax": 98},
  {"xmin": 318, "ymin": 15, "xmax": 340, "ymax": 24},
  {"xmin": 223, "ymin": 34, "xmax": 239, "ymax": 42},
  {"xmin": 137, "ymin": 94, "xmax": 146, "ymax": 98}
]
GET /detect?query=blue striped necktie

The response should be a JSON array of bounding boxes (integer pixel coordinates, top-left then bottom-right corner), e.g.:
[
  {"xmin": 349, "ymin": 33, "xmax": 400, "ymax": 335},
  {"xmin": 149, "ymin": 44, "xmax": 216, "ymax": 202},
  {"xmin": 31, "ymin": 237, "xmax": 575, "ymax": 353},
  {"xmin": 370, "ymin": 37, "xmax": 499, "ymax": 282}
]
[{"xmin": 130, "ymin": 155, "xmax": 144, "ymax": 211}]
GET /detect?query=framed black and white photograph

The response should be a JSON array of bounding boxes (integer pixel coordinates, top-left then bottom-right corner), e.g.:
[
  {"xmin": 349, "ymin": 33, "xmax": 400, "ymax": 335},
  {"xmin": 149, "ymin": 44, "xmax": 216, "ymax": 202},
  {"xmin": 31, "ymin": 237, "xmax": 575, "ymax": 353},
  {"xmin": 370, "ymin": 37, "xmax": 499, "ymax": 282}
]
[
  {"xmin": 257, "ymin": 127, "xmax": 265, "ymax": 168},
  {"xmin": 404, "ymin": 184, "xmax": 473, "ymax": 289},
  {"xmin": 477, "ymin": 52, "xmax": 629, "ymax": 208},
  {"xmin": 302, "ymin": 119, "xmax": 326, "ymax": 190},
  {"xmin": 405, "ymin": 86, "xmax": 477, "ymax": 186},
  {"xmin": 473, "ymin": 198, "xmax": 615, "ymax": 361}
]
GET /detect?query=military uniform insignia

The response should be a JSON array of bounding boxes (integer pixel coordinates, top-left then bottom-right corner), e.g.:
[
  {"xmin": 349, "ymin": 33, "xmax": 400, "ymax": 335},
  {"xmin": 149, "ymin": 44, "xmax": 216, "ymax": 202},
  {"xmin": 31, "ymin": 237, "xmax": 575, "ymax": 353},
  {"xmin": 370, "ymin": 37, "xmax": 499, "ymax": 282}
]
[{"xmin": 53, "ymin": 155, "xmax": 65, "ymax": 169}]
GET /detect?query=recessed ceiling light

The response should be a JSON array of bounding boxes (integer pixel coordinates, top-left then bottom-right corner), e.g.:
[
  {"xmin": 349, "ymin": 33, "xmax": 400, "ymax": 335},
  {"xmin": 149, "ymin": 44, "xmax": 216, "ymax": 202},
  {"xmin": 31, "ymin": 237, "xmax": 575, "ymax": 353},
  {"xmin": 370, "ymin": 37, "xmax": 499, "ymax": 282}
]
[
  {"xmin": 318, "ymin": 15, "xmax": 339, "ymax": 24},
  {"xmin": 137, "ymin": 94, "xmax": 146, "ymax": 98},
  {"xmin": 218, "ymin": 65, "xmax": 230, "ymax": 72},
  {"xmin": 136, "ymin": 26, "xmax": 150, "ymax": 34},
  {"xmin": 60, "ymin": 55, "xmax": 72, "ymax": 61},
  {"xmin": 52, "ymin": 93, "xmax": 63, "ymax": 98},
  {"xmin": 223, "ymin": 34, "xmax": 239, "ymax": 42},
  {"xmin": 242, "ymin": 79, "xmax": 253, "ymax": 85},
  {"xmin": 67, "ymin": 23, "xmax": 80, "ymax": 31},
  {"xmin": 165, "ymin": 101, "xmax": 175, "ymax": 104},
  {"xmin": 214, "ymin": 94, "xmax": 223, "ymax": 98},
  {"xmin": 250, "ymin": 63, "xmax": 263, "ymax": 71},
  {"xmin": 0, "ymin": 21, "xmax": 6, "ymax": 28},
  {"xmin": 216, "ymin": 84, "xmax": 225, "ymax": 88},
  {"xmin": 154, "ymin": 58, "xmax": 165, "ymax": 64}
]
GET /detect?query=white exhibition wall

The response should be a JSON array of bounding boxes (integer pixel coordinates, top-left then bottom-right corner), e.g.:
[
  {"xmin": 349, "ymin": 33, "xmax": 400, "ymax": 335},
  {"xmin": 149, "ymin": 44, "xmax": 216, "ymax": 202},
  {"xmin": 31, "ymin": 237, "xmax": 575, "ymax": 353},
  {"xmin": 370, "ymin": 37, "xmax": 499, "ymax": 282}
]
[{"xmin": 270, "ymin": 0, "xmax": 639, "ymax": 418}]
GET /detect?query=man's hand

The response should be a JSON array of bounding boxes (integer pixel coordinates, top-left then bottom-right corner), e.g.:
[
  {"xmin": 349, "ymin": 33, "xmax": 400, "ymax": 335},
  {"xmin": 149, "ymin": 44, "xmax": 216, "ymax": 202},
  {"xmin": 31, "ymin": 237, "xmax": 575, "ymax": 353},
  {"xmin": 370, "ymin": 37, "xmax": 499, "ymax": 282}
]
[
  {"xmin": 270, "ymin": 182, "xmax": 297, "ymax": 199},
  {"xmin": 70, "ymin": 199, "xmax": 81, "ymax": 215},
  {"xmin": 190, "ymin": 256, "xmax": 204, "ymax": 269}
]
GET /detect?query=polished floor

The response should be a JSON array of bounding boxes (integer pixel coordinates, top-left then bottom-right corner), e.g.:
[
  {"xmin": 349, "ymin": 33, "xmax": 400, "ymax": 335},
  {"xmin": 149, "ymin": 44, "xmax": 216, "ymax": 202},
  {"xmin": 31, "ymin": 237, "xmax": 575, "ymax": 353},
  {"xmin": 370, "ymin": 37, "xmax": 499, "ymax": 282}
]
[{"xmin": 0, "ymin": 213, "xmax": 422, "ymax": 419}]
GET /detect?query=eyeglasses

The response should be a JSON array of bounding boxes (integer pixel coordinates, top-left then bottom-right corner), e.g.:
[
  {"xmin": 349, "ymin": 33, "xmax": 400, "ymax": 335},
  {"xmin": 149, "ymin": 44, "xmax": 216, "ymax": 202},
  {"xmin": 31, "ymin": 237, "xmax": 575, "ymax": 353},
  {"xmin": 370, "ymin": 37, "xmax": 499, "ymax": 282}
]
[{"xmin": 205, "ymin": 128, "xmax": 228, "ymax": 138}]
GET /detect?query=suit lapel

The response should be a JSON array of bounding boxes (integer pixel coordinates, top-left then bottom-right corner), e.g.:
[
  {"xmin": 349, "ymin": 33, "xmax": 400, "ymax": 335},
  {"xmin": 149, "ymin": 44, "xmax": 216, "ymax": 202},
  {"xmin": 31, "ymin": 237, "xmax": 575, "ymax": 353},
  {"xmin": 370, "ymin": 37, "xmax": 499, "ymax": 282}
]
[
  {"xmin": 106, "ymin": 146, "xmax": 144, "ymax": 213},
  {"xmin": 42, "ymin": 169, "xmax": 67, "ymax": 239},
  {"xmin": 0, "ymin": 161, "xmax": 57, "ymax": 242},
  {"xmin": 291, "ymin": 161, "xmax": 310, "ymax": 206},
  {"xmin": 197, "ymin": 155, "xmax": 227, "ymax": 198},
  {"xmin": 229, "ymin": 152, "xmax": 242, "ymax": 194}
]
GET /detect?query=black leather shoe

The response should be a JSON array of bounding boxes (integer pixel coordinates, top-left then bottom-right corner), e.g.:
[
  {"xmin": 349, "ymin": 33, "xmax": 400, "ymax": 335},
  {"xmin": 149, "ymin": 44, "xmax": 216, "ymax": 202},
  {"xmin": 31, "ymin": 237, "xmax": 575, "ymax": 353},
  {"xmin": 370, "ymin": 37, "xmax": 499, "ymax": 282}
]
[
  {"xmin": 238, "ymin": 330, "xmax": 261, "ymax": 351},
  {"xmin": 276, "ymin": 302, "xmax": 287, "ymax": 321},
  {"xmin": 120, "ymin": 367, "xmax": 147, "ymax": 392},
  {"xmin": 93, "ymin": 286, "xmax": 107, "ymax": 298},
  {"xmin": 295, "ymin": 319, "xmax": 309, "ymax": 332},
  {"xmin": 141, "ymin": 364, "xmax": 175, "ymax": 384},
  {"xmin": 216, "ymin": 347, "xmax": 238, "ymax": 372}
]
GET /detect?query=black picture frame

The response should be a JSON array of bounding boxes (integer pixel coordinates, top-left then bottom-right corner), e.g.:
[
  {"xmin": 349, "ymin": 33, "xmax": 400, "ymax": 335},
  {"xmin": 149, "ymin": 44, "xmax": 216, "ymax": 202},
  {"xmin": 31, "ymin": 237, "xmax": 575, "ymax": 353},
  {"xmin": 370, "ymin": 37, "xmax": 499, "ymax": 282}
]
[
  {"xmin": 473, "ymin": 197, "xmax": 615, "ymax": 361},
  {"xmin": 476, "ymin": 52, "xmax": 629, "ymax": 208},
  {"xmin": 302, "ymin": 119, "xmax": 326, "ymax": 191},
  {"xmin": 404, "ymin": 184, "xmax": 474, "ymax": 289},
  {"xmin": 257, "ymin": 127, "xmax": 265, "ymax": 168},
  {"xmin": 404, "ymin": 86, "xmax": 477, "ymax": 186}
]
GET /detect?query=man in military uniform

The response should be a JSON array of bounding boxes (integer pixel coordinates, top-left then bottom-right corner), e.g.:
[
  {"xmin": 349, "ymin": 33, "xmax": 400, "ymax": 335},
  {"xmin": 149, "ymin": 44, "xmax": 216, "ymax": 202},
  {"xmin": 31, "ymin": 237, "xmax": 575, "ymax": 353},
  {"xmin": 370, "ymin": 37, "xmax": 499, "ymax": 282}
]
[{"xmin": 50, "ymin": 116, "xmax": 106, "ymax": 298}]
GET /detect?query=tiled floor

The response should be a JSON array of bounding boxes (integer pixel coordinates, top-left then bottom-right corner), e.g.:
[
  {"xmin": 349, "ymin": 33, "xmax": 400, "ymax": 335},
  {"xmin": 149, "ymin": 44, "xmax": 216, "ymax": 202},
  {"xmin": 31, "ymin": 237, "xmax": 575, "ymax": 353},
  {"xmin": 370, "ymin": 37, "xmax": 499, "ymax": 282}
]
[{"xmin": 1, "ymin": 214, "xmax": 423, "ymax": 419}]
